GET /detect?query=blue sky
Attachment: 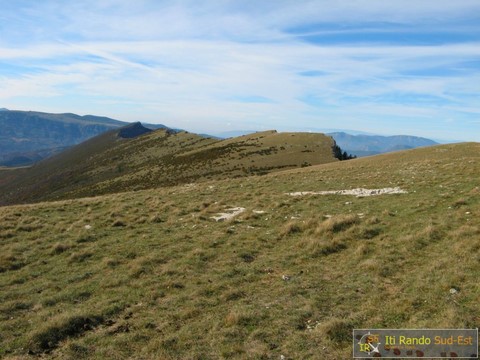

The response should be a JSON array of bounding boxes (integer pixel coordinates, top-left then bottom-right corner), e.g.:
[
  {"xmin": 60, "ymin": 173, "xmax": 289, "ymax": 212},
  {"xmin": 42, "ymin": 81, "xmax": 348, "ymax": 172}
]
[{"xmin": 1, "ymin": 1, "xmax": 480, "ymax": 141}]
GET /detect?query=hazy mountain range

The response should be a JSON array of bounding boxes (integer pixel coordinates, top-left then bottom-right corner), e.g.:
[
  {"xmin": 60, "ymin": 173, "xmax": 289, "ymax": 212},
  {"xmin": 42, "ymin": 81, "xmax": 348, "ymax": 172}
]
[
  {"xmin": 212, "ymin": 129, "xmax": 438, "ymax": 158},
  {"xmin": 1, "ymin": 109, "xmax": 439, "ymax": 166},
  {"xmin": 0, "ymin": 109, "xmax": 167, "ymax": 166},
  {"xmin": 327, "ymin": 132, "xmax": 438, "ymax": 157}
]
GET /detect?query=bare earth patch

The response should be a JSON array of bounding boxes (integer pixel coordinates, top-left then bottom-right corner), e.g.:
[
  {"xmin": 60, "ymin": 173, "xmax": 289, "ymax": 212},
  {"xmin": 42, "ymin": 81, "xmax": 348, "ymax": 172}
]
[{"xmin": 287, "ymin": 187, "xmax": 407, "ymax": 197}]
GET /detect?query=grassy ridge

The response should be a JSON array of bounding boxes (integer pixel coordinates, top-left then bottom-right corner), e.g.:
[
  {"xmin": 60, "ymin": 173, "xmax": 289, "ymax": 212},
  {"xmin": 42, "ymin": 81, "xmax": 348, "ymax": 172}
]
[
  {"xmin": 0, "ymin": 129, "xmax": 337, "ymax": 205},
  {"xmin": 0, "ymin": 142, "xmax": 479, "ymax": 359}
]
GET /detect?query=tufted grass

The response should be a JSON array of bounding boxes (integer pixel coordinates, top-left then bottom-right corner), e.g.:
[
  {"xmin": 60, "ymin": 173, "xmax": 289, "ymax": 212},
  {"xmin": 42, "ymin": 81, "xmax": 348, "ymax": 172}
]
[{"xmin": 0, "ymin": 142, "xmax": 479, "ymax": 359}]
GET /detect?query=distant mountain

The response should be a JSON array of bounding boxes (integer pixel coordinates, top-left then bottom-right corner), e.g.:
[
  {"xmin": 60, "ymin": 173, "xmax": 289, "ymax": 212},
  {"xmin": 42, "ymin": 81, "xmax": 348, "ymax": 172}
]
[
  {"xmin": 328, "ymin": 132, "xmax": 438, "ymax": 157},
  {"xmin": 214, "ymin": 129, "xmax": 377, "ymax": 139},
  {"xmin": 0, "ymin": 127, "xmax": 339, "ymax": 205},
  {"xmin": 302, "ymin": 128, "xmax": 378, "ymax": 136},
  {"xmin": 0, "ymin": 110, "xmax": 168, "ymax": 166}
]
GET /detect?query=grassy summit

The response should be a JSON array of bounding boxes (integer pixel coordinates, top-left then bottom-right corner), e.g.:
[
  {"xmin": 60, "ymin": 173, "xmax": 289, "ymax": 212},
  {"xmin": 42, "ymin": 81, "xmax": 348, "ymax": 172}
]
[{"xmin": 0, "ymin": 142, "xmax": 479, "ymax": 359}]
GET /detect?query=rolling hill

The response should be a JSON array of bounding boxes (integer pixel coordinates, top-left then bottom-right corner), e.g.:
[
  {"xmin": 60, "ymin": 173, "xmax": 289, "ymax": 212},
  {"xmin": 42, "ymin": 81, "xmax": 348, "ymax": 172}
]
[
  {"xmin": 0, "ymin": 123, "xmax": 339, "ymax": 205},
  {"xmin": 0, "ymin": 110, "xmax": 168, "ymax": 166},
  {"xmin": 0, "ymin": 141, "xmax": 478, "ymax": 359}
]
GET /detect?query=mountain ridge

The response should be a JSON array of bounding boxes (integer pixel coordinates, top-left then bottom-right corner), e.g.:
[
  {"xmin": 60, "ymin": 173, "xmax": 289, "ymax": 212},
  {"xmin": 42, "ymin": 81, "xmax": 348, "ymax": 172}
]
[{"xmin": 0, "ymin": 124, "xmax": 340, "ymax": 205}]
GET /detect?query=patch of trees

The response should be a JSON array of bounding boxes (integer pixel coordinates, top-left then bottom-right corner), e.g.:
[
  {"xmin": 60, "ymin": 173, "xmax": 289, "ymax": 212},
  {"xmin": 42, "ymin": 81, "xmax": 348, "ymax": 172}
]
[{"xmin": 332, "ymin": 142, "xmax": 357, "ymax": 160}]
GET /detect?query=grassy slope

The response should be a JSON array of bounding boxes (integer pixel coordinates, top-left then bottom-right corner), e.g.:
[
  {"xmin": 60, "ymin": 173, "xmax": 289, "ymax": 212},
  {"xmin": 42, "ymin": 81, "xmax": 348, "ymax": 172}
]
[
  {"xmin": 0, "ymin": 129, "xmax": 337, "ymax": 205},
  {"xmin": 0, "ymin": 143, "xmax": 479, "ymax": 359}
]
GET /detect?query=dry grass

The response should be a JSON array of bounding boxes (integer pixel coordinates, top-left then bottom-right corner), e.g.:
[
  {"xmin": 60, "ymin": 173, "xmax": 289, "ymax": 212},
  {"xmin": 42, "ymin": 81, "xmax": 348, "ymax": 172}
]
[
  {"xmin": 51, "ymin": 242, "xmax": 72, "ymax": 254},
  {"xmin": 300, "ymin": 237, "xmax": 348, "ymax": 257},
  {"xmin": 0, "ymin": 142, "xmax": 479, "ymax": 359},
  {"xmin": 314, "ymin": 214, "xmax": 359, "ymax": 235},
  {"xmin": 279, "ymin": 220, "xmax": 304, "ymax": 237}
]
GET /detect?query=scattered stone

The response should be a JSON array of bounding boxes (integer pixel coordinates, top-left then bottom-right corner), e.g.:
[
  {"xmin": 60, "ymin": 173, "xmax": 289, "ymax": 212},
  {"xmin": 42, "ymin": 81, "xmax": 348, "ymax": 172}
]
[
  {"xmin": 287, "ymin": 187, "xmax": 407, "ymax": 197},
  {"xmin": 282, "ymin": 275, "xmax": 291, "ymax": 281},
  {"xmin": 253, "ymin": 210, "xmax": 266, "ymax": 214},
  {"xmin": 84, "ymin": 225, "xmax": 92, "ymax": 230},
  {"xmin": 449, "ymin": 288, "xmax": 458, "ymax": 295}
]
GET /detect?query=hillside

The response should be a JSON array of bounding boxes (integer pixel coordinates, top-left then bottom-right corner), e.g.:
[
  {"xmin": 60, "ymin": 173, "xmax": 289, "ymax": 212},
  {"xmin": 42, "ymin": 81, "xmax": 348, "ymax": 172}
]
[
  {"xmin": 0, "ymin": 142, "xmax": 478, "ymax": 359},
  {"xmin": 328, "ymin": 132, "xmax": 438, "ymax": 157},
  {"xmin": 0, "ymin": 125, "xmax": 339, "ymax": 205},
  {"xmin": 0, "ymin": 110, "xmax": 168, "ymax": 166}
]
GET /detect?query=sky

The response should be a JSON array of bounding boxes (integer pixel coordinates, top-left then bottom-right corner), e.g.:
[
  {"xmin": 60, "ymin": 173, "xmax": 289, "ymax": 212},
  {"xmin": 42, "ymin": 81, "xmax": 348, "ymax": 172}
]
[{"xmin": 1, "ymin": 0, "xmax": 480, "ymax": 141}]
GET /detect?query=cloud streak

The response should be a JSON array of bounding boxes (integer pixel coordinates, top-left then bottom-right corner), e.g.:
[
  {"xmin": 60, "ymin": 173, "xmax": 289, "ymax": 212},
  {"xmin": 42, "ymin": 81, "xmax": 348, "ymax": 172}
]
[{"xmin": 0, "ymin": 1, "xmax": 479, "ymax": 141}]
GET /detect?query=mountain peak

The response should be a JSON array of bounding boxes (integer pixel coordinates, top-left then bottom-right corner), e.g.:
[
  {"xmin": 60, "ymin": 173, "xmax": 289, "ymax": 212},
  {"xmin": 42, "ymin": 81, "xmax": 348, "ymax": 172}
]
[{"xmin": 117, "ymin": 122, "xmax": 152, "ymax": 139}]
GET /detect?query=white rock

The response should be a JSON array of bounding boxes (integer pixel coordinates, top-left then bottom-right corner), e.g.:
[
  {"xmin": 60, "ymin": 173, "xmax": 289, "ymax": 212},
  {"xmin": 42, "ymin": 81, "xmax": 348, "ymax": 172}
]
[
  {"xmin": 287, "ymin": 187, "xmax": 407, "ymax": 197},
  {"xmin": 210, "ymin": 207, "xmax": 246, "ymax": 222}
]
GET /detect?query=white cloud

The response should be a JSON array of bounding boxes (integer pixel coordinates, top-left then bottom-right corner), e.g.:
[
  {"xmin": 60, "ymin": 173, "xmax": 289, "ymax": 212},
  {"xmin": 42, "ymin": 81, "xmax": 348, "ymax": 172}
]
[{"xmin": 0, "ymin": 1, "xmax": 479, "ymax": 140}]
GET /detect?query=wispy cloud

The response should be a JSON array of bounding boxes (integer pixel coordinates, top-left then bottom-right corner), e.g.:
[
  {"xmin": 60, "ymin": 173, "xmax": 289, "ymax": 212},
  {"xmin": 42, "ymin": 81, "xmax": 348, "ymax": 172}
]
[{"xmin": 0, "ymin": 0, "xmax": 479, "ymax": 141}]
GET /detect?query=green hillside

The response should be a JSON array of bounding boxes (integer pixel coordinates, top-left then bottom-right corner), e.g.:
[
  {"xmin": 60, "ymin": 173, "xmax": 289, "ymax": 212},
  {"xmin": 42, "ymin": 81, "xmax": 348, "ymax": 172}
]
[
  {"xmin": 0, "ymin": 142, "xmax": 478, "ymax": 359},
  {"xmin": 0, "ymin": 126, "xmax": 338, "ymax": 205}
]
